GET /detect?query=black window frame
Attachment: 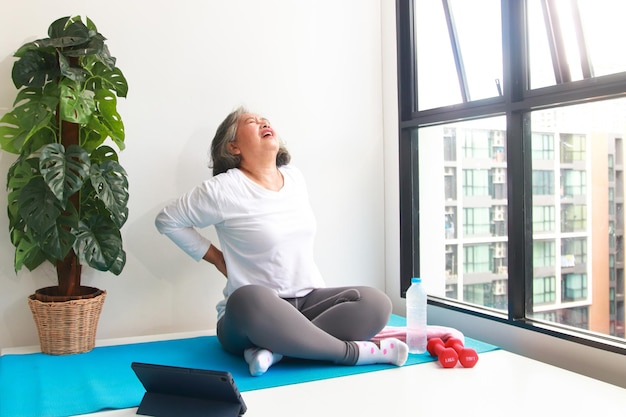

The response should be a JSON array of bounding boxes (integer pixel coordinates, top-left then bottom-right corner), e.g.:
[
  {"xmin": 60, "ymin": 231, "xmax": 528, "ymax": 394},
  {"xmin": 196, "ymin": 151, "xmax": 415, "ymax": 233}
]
[{"xmin": 396, "ymin": 0, "xmax": 626, "ymax": 354}]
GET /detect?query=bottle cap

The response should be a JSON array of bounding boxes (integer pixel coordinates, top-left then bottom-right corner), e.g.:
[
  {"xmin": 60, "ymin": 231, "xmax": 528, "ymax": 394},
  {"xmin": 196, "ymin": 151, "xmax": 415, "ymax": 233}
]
[{"xmin": 411, "ymin": 277, "xmax": 421, "ymax": 283}]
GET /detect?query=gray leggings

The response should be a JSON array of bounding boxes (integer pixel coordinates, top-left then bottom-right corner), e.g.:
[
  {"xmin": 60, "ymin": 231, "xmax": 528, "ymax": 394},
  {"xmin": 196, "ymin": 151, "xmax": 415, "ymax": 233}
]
[{"xmin": 216, "ymin": 284, "xmax": 392, "ymax": 365}]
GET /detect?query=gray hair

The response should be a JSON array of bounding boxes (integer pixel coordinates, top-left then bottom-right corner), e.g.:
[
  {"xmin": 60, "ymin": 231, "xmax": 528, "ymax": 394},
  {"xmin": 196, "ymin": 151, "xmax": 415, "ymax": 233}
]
[{"xmin": 210, "ymin": 106, "xmax": 291, "ymax": 176}]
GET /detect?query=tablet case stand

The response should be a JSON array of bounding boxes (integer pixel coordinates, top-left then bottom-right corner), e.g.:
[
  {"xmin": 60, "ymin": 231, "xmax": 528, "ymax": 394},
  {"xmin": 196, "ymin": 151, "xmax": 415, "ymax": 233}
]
[{"xmin": 131, "ymin": 362, "xmax": 247, "ymax": 417}]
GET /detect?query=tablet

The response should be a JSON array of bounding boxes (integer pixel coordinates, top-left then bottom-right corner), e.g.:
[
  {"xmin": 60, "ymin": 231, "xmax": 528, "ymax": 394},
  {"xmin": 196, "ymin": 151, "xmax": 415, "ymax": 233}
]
[{"xmin": 131, "ymin": 362, "xmax": 247, "ymax": 417}]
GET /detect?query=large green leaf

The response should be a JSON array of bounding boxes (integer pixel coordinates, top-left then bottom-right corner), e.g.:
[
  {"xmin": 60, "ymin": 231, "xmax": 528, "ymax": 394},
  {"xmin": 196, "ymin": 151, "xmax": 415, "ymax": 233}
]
[
  {"xmin": 13, "ymin": 42, "xmax": 48, "ymax": 58},
  {"xmin": 59, "ymin": 79, "xmax": 95, "ymax": 124},
  {"xmin": 7, "ymin": 157, "xmax": 77, "ymax": 270},
  {"xmin": 0, "ymin": 85, "xmax": 58, "ymax": 154},
  {"xmin": 90, "ymin": 145, "xmax": 119, "ymax": 164},
  {"xmin": 11, "ymin": 49, "xmax": 59, "ymax": 88},
  {"xmin": 16, "ymin": 175, "xmax": 78, "ymax": 261},
  {"xmin": 13, "ymin": 85, "xmax": 59, "ymax": 116},
  {"xmin": 39, "ymin": 143, "xmax": 90, "ymax": 205},
  {"xmin": 0, "ymin": 112, "xmax": 24, "ymax": 154},
  {"xmin": 37, "ymin": 207, "xmax": 77, "ymax": 259},
  {"xmin": 6, "ymin": 157, "xmax": 39, "ymax": 227},
  {"xmin": 63, "ymin": 34, "xmax": 106, "ymax": 59},
  {"xmin": 9, "ymin": 217, "xmax": 26, "ymax": 246},
  {"xmin": 7, "ymin": 188, "xmax": 24, "ymax": 231},
  {"xmin": 13, "ymin": 229, "xmax": 49, "ymax": 272},
  {"xmin": 80, "ymin": 117, "xmax": 108, "ymax": 152},
  {"xmin": 88, "ymin": 62, "xmax": 128, "ymax": 98},
  {"xmin": 47, "ymin": 16, "xmax": 91, "ymax": 47},
  {"xmin": 0, "ymin": 117, "xmax": 55, "ymax": 156},
  {"xmin": 107, "ymin": 247, "xmax": 126, "ymax": 275},
  {"xmin": 89, "ymin": 159, "xmax": 129, "ymax": 228},
  {"xmin": 94, "ymin": 89, "xmax": 125, "ymax": 149},
  {"xmin": 85, "ymin": 16, "xmax": 98, "ymax": 33},
  {"xmin": 17, "ymin": 176, "xmax": 62, "ymax": 241},
  {"xmin": 74, "ymin": 213, "xmax": 124, "ymax": 273},
  {"xmin": 7, "ymin": 157, "xmax": 54, "ymax": 271},
  {"xmin": 94, "ymin": 43, "xmax": 117, "ymax": 70},
  {"xmin": 78, "ymin": 90, "xmax": 124, "ymax": 152},
  {"xmin": 7, "ymin": 157, "xmax": 39, "ymax": 190},
  {"xmin": 0, "ymin": 85, "xmax": 57, "ymax": 151},
  {"xmin": 58, "ymin": 52, "xmax": 88, "ymax": 83}
]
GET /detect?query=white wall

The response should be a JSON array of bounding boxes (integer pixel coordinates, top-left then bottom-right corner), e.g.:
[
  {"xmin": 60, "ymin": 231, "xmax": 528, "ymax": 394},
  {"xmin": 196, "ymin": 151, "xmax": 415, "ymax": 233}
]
[{"xmin": 0, "ymin": 0, "xmax": 386, "ymax": 348}]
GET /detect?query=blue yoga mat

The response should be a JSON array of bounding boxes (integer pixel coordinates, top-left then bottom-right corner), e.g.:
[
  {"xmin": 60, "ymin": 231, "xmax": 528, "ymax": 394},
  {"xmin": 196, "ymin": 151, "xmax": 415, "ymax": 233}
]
[{"xmin": 0, "ymin": 315, "xmax": 497, "ymax": 417}]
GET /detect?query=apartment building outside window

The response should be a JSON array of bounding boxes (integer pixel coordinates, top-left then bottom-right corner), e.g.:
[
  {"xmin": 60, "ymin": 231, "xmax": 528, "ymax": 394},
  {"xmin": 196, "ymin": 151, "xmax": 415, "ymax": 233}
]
[{"xmin": 396, "ymin": 0, "xmax": 626, "ymax": 350}]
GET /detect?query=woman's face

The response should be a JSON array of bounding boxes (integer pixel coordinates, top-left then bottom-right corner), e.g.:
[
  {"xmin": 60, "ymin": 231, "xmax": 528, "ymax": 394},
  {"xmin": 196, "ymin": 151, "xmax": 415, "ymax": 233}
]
[{"xmin": 229, "ymin": 112, "xmax": 278, "ymax": 160}]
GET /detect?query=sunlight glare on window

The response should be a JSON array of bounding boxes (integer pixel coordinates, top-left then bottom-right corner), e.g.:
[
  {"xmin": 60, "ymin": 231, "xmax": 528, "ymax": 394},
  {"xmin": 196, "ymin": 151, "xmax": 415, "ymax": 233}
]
[
  {"xmin": 415, "ymin": 0, "xmax": 502, "ymax": 110},
  {"xmin": 527, "ymin": 0, "xmax": 626, "ymax": 89}
]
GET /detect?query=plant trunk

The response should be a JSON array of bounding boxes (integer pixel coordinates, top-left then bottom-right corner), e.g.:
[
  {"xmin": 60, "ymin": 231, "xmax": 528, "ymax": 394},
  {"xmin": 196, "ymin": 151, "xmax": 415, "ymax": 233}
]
[
  {"xmin": 56, "ymin": 118, "xmax": 81, "ymax": 297},
  {"xmin": 56, "ymin": 249, "xmax": 81, "ymax": 297}
]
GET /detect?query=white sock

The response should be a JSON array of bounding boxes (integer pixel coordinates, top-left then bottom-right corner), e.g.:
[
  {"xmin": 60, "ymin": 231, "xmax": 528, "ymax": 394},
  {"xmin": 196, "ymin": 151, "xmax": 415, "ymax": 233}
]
[
  {"xmin": 243, "ymin": 347, "xmax": 283, "ymax": 376},
  {"xmin": 355, "ymin": 338, "xmax": 408, "ymax": 366}
]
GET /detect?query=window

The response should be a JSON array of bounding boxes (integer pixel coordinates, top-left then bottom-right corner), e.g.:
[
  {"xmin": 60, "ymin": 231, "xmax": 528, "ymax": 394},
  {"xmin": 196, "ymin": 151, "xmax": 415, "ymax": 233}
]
[
  {"xmin": 444, "ymin": 131, "xmax": 457, "ymax": 161},
  {"xmin": 532, "ymin": 170, "xmax": 554, "ymax": 195},
  {"xmin": 397, "ymin": 0, "xmax": 626, "ymax": 348},
  {"xmin": 532, "ymin": 133, "xmax": 554, "ymax": 160},
  {"xmin": 463, "ymin": 169, "xmax": 490, "ymax": 197},
  {"xmin": 463, "ymin": 244, "xmax": 492, "ymax": 274},
  {"xmin": 561, "ymin": 237, "xmax": 587, "ymax": 268},
  {"xmin": 526, "ymin": 0, "xmax": 626, "ymax": 88},
  {"xmin": 561, "ymin": 204, "xmax": 587, "ymax": 233},
  {"xmin": 414, "ymin": 0, "xmax": 503, "ymax": 110},
  {"xmin": 561, "ymin": 169, "xmax": 586, "ymax": 197},
  {"xmin": 533, "ymin": 205, "xmax": 555, "ymax": 233},
  {"xmin": 444, "ymin": 168, "xmax": 457, "ymax": 200},
  {"xmin": 560, "ymin": 134, "xmax": 586, "ymax": 163},
  {"xmin": 562, "ymin": 273, "xmax": 588, "ymax": 302},
  {"xmin": 533, "ymin": 276, "xmax": 556, "ymax": 305},
  {"xmin": 462, "ymin": 130, "xmax": 492, "ymax": 159},
  {"xmin": 533, "ymin": 240, "xmax": 555, "ymax": 268},
  {"xmin": 463, "ymin": 208, "xmax": 491, "ymax": 237}
]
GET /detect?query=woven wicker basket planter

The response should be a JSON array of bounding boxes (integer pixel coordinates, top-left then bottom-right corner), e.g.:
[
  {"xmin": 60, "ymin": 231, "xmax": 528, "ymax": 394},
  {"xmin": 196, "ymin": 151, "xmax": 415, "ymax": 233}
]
[{"xmin": 27, "ymin": 289, "xmax": 107, "ymax": 355}]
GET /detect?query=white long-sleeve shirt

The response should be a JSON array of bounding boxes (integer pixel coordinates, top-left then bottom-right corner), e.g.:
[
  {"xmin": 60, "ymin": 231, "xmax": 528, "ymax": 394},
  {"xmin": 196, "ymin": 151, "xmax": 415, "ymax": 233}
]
[{"xmin": 155, "ymin": 165, "xmax": 326, "ymax": 319}]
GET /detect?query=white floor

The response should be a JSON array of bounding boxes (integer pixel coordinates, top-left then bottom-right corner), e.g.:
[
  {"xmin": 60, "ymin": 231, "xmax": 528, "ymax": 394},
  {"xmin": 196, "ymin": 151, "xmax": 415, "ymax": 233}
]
[
  {"xmin": 86, "ymin": 344, "xmax": 626, "ymax": 416},
  {"xmin": 6, "ymin": 333, "xmax": 626, "ymax": 417}
]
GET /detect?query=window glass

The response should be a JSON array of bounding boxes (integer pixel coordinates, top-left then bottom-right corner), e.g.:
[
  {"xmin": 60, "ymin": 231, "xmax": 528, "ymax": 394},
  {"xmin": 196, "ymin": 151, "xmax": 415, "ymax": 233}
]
[
  {"xmin": 527, "ymin": 0, "xmax": 626, "ymax": 89},
  {"xmin": 532, "ymin": 133, "xmax": 555, "ymax": 160},
  {"xmin": 533, "ymin": 276, "xmax": 556, "ymax": 305},
  {"xmin": 533, "ymin": 206, "xmax": 555, "ymax": 233},
  {"xmin": 414, "ymin": 0, "xmax": 502, "ymax": 109},
  {"xmin": 533, "ymin": 240, "xmax": 555, "ymax": 268},
  {"xmin": 530, "ymin": 98, "xmax": 626, "ymax": 337},
  {"xmin": 416, "ymin": 99, "xmax": 626, "ymax": 337},
  {"xmin": 400, "ymin": 0, "xmax": 626, "ymax": 346},
  {"xmin": 532, "ymin": 171, "xmax": 555, "ymax": 195},
  {"xmin": 463, "ymin": 208, "xmax": 491, "ymax": 237},
  {"xmin": 577, "ymin": 0, "xmax": 626, "ymax": 77},
  {"xmin": 418, "ymin": 116, "xmax": 508, "ymax": 312}
]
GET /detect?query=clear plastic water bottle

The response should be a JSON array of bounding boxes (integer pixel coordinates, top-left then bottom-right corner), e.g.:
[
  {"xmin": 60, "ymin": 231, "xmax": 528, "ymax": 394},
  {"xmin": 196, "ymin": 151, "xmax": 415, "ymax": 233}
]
[{"xmin": 406, "ymin": 277, "xmax": 427, "ymax": 354}]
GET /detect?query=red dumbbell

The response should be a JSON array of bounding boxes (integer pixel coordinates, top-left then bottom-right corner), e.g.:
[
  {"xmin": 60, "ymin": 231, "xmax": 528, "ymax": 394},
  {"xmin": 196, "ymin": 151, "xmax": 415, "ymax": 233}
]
[
  {"xmin": 444, "ymin": 338, "xmax": 479, "ymax": 368},
  {"xmin": 426, "ymin": 338, "xmax": 458, "ymax": 368}
]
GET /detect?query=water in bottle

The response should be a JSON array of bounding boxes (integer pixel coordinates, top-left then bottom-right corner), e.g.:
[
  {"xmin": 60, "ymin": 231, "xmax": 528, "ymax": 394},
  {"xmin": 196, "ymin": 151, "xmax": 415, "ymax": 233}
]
[{"xmin": 406, "ymin": 277, "xmax": 427, "ymax": 354}]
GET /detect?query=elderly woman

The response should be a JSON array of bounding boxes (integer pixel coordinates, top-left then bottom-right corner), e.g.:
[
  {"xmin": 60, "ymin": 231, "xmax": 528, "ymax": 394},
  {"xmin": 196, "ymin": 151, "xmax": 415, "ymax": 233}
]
[{"xmin": 155, "ymin": 106, "xmax": 407, "ymax": 376}]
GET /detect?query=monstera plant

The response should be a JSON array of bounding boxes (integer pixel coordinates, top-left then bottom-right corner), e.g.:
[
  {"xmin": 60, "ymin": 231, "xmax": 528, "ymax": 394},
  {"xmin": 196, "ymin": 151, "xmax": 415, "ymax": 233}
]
[{"xmin": 0, "ymin": 15, "xmax": 129, "ymax": 302}]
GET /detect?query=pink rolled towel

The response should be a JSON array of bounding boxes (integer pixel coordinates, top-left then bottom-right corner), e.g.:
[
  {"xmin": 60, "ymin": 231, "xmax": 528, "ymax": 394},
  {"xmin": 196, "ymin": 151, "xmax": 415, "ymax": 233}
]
[{"xmin": 371, "ymin": 325, "xmax": 465, "ymax": 345}]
